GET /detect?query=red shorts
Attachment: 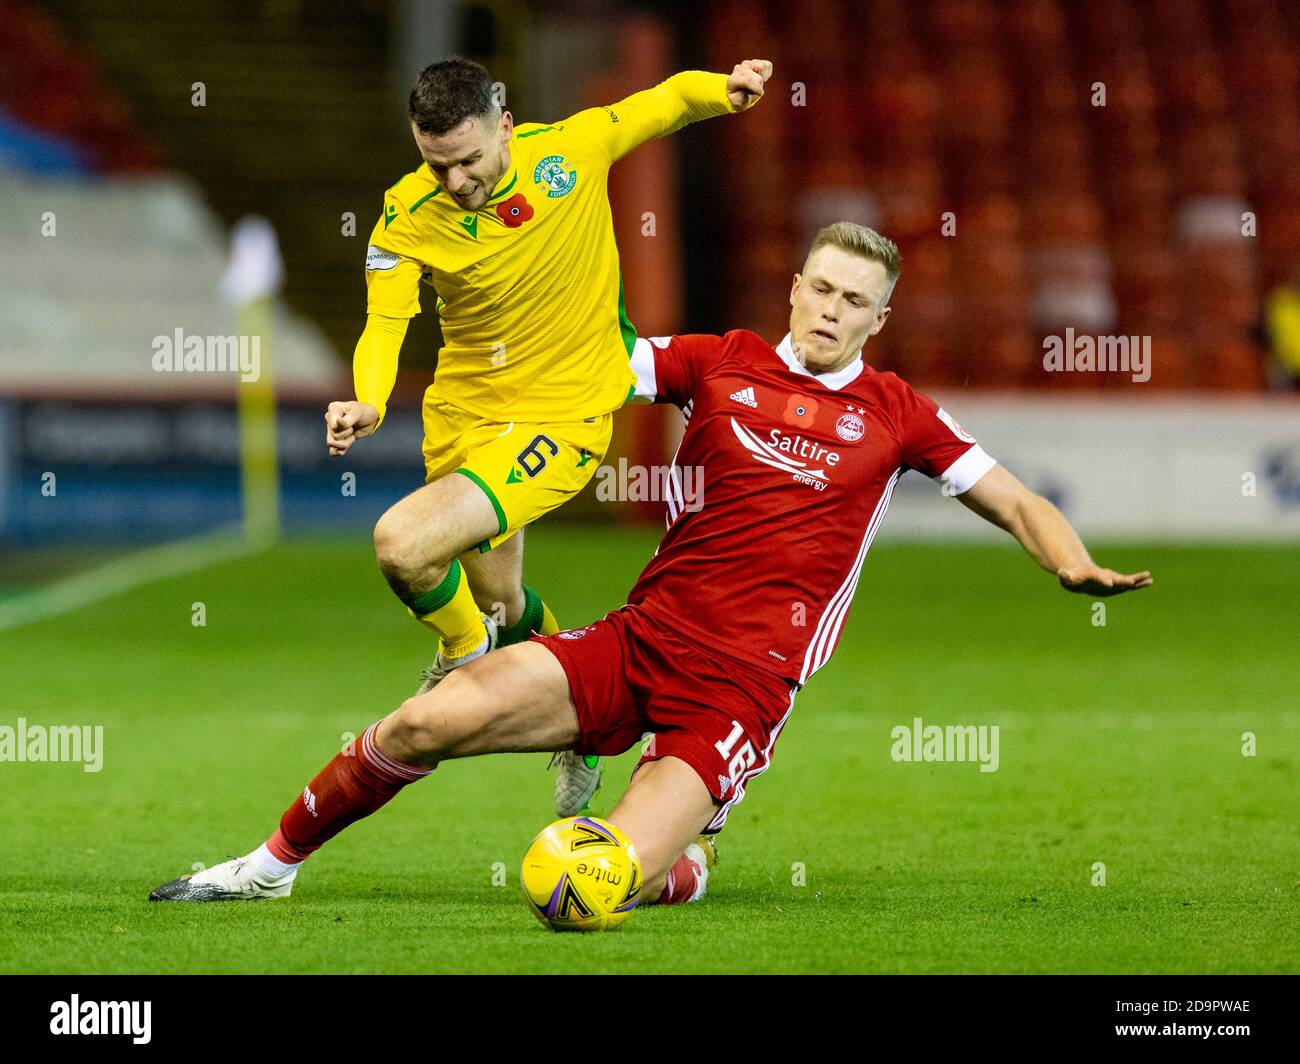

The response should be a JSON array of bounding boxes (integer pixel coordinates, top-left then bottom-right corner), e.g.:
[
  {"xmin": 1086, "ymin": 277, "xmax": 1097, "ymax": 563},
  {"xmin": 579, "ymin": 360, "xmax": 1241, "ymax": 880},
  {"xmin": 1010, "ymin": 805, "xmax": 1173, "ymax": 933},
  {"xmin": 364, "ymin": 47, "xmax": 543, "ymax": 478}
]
[{"xmin": 532, "ymin": 605, "xmax": 798, "ymax": 834}]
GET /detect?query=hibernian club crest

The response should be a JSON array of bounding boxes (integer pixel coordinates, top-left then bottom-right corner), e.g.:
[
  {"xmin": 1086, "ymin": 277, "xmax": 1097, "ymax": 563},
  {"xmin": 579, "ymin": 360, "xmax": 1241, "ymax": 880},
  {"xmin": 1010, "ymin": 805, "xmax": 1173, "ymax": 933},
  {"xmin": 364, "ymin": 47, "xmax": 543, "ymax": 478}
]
[{"xmin": 533, "ymin": 154, "xmax": 578, "ymax": 198}]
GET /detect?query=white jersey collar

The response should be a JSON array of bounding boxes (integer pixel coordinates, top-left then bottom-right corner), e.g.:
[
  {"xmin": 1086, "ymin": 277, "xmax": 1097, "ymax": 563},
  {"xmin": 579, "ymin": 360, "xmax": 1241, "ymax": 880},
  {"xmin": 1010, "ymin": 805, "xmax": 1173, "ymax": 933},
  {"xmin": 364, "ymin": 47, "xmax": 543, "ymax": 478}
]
[{"xmin": 775, "ymin": 333, "xmax": 865, "ymax": 391}]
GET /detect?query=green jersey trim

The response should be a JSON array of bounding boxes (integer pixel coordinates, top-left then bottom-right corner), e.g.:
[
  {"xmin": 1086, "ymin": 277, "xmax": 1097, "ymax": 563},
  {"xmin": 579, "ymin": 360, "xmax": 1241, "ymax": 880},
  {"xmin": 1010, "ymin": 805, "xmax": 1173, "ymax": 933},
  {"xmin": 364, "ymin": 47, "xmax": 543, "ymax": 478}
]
[
  {"xmin": 410, "ymin": 186, "xmax": 441, "ymax": 213},
  {"xmin": 454, "ymin": 467, "xmax": 508, "ymax": 536},
  {"xmin": 617, "ymin": 274, "xmax": 636, "ymax": 355},
  {"xmin": 486, "ymin": 170, "xmax": 519, "ymax": 204}
]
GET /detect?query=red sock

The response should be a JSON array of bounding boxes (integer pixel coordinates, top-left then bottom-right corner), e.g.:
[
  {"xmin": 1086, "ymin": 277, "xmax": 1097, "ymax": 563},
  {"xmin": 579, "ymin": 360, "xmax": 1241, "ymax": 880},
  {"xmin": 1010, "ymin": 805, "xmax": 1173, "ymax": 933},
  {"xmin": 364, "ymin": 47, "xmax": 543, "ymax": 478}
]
[
  {"xmin": 655, "ymin": 849, "xmax": 707, "ymax": 906},
  {"xmin": 266, "ymin": 722, "xmax": 432, "ymax": 863}
]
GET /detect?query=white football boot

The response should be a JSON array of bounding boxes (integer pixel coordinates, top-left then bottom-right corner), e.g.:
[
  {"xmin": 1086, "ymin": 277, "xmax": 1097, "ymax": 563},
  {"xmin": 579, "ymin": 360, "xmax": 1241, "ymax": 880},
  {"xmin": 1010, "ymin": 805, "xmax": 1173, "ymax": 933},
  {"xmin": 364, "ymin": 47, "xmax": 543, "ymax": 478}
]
[
  {"xmin": 549, "ymin": 751, "xmax": 602, "ymax": 817},
  {"xmin": 149, "ymin": 855, "xmax": 296, "ymax": 902},
  {"xmin": 415, "ymin": 614, "xmax": 499, "ymax": 696}
]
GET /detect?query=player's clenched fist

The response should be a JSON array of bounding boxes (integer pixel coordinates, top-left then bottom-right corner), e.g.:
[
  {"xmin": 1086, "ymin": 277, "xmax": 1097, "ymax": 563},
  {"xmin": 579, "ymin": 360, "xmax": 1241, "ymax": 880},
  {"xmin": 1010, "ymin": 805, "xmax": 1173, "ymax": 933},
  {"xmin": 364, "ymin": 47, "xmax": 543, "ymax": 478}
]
[
  {"xmin": 325, "ymin": 400, "xmax": 380, "ymax": 457},
  {"xmin": 726, "ymin": 59, "xmax": 772, "ymax": 110}
]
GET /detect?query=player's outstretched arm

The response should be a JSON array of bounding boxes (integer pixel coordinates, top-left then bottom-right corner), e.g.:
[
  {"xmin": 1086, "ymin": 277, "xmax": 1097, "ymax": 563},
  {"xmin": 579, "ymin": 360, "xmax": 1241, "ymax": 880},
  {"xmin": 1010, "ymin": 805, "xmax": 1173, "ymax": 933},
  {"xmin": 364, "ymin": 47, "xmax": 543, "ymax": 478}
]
[
  {"xmin": 956, "ymin": 463, "xmax": 1153, "ymax": 596},
  {"xmin": 566, "ymin": 60, "xmax": 772, "ymax": 165},
  {"xmin": 324, "ymin": 313, "xmax": 407, "ymax": 456}
]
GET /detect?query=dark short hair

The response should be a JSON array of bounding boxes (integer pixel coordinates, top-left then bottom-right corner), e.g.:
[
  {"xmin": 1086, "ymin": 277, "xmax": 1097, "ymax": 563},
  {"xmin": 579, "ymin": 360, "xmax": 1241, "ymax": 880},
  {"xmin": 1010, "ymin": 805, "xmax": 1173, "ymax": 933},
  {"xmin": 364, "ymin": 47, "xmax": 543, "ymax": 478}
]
[{"xmin": 408, "ymin": 57, "xmax": 497, "ymax": 136}]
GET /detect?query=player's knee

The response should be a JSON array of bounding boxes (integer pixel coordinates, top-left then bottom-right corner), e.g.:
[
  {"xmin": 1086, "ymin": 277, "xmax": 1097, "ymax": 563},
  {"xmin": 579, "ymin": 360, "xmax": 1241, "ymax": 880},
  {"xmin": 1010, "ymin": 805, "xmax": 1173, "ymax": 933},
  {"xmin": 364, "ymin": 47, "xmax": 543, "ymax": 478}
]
[
  {"xmin": 372, "ymin": 508, "xmax": 405, "ymax": 571},
  {"xmin": 387, "ymin": 694, "xmax": 452, "ymax": 761},
  {"xmin": 373, "ymin": 512, "xmax": 423, "ymax": 586},
  {"xmin": 373, "ymin": 507, "xmax": 456, "ymax": 587},
  {"xmin": 388, "ymin": 668, "xmax": 493, "ymax": 760}
]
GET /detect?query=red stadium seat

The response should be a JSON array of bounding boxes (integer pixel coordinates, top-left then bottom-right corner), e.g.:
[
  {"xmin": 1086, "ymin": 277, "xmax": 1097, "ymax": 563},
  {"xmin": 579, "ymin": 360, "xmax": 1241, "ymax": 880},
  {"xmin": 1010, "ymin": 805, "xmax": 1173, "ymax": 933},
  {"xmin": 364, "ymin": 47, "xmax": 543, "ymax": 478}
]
[
  {"xmin": 1157, "ymin": 53, "xmax": 1230, "ymax": 123},
  {"xmin": 1113, "ymin": 243, "xmax": 1180, "ymax": 331},
  {"xmin": 1105, "ymin": 165, "xmax": 1173, "ymax": 245},
  {"xmin": 1145, "ymin": 0, "xmax": 1214, "ymax": 51},
  {"xmin": 1191, "ymin": 335, "xmax": 1268, "ymax": 391},
  {"xmin": 1077, "ymin": 0, "xmax": 1145, "ymax": 49},
  {"xmin": 1006, "ymin": 0, "xmax": 1070, "ymax": 54},
  {"xmin": 927, "ymin": 0, "xmax": 1000, "ymax": 46},
  {"xmin": 702, "ymin": 0, "xmax": 777, "ymax": 69},
  {"xmin": 792, "ymin": 80, "xmax": 865, "ymax": 154},
  {"xmin": 1017, "ymin": 65, "xmax": 1089, "ymax": 121}
]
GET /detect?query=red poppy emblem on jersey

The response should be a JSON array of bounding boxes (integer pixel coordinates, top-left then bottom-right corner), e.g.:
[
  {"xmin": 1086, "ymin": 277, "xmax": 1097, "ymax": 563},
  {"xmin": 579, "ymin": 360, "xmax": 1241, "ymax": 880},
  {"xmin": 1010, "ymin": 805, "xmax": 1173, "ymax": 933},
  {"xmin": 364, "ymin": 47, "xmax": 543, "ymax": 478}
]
[
  {"xmin": 783, "ymin": 395, "xmax": 819, "ymax": 428},
  {"xmin": 495, "ymin": 193, "xmax": 534, "ymax": 228}
]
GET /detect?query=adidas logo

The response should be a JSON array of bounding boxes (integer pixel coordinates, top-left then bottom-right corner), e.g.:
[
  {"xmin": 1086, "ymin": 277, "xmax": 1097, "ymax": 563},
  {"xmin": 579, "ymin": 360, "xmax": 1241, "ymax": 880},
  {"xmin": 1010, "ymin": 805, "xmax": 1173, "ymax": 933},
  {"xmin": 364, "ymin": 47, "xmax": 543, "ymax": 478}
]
[
  {"xmin": 729, "ymin": 386, "xmax": 758, "ymax": 407},
  {"xmin": 302, "ymin": 786, "xmax": 318, "ymax": 818}
]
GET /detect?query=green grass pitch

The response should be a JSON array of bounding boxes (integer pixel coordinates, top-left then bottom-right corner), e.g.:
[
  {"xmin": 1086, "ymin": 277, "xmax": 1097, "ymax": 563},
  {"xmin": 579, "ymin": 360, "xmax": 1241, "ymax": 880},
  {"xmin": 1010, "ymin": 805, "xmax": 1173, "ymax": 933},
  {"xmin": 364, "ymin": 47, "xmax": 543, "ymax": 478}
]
[{"xmin": 0, "ymin": 530, "xmax": 1295, "ymax": 973}]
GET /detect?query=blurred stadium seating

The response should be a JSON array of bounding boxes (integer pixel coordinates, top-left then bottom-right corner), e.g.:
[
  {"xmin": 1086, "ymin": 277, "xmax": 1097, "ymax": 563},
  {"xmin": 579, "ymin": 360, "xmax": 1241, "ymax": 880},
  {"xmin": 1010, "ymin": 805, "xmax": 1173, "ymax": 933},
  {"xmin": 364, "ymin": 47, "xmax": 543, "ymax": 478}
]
[
  {"xmin": 0, "ymin": 0, "xmax": 160, "ymax": 173},
  {"xmin": 696, "ymin": 0, "xmax": 1300, "ymax": 390},
  {"xmin": 8, "ymin": 0, "xmax": 1298, "ymax": 392},
  {"xmin": 1, "ymin": 0, "xmax": 1298, "ymax": 563},
  {"xmin": 0, "ymin": 0, "xmax": 339, "ymax": 390}
]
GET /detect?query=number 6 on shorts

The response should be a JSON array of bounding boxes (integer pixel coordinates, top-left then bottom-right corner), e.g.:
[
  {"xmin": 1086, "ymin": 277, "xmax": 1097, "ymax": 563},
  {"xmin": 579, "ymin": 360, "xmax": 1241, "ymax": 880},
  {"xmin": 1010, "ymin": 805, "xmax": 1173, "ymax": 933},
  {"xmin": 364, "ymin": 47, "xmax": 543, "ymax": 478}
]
[
  {"xmin": 715, "ymin": 720, "xmax": 757, "ymax": 785},
  {"xmin": 517, "ymin": 434, "xmax": 559, "ymax": 478}
]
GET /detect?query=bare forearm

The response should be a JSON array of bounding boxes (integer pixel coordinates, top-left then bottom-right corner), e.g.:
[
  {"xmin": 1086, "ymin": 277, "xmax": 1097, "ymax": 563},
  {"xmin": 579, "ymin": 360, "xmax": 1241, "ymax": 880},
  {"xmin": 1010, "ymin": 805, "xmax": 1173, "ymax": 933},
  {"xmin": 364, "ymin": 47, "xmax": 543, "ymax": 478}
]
[
  {"xmin": 958, "ymin": 463, "xmax": 1150, "ymax": 595},
  {"xmin": 1010, "ymin": 493, "xmax": 1092, "ymax": 575}
]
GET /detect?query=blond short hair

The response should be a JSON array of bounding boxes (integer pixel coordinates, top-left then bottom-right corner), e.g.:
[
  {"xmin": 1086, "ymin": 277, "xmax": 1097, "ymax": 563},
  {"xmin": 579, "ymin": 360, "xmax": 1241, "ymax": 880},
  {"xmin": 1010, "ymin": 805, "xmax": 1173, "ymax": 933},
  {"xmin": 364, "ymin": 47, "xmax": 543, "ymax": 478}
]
[{"xmin": 805, "ymin": 222, "xmax": 902, "ymax": 304}]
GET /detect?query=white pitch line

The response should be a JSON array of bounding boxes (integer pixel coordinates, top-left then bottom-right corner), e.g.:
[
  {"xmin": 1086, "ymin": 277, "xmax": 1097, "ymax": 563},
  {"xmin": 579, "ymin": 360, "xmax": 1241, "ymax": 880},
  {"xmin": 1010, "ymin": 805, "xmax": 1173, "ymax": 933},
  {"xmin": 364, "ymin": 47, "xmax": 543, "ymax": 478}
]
[{"xmin": 0, "ymin": 527, "xmax": 266, "ymax": 634}]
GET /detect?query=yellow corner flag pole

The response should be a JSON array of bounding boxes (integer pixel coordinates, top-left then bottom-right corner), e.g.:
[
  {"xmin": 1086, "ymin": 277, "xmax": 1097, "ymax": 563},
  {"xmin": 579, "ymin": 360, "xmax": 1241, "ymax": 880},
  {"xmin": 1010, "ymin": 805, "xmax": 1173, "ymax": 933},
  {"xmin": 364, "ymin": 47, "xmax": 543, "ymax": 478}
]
[
  {"xmin": 223, "ymin": 216, "xmax": 284, "ymax": 549},
  {"xmin": 237, "ymin": 293, "xmax": 280, "ymax": 547}
]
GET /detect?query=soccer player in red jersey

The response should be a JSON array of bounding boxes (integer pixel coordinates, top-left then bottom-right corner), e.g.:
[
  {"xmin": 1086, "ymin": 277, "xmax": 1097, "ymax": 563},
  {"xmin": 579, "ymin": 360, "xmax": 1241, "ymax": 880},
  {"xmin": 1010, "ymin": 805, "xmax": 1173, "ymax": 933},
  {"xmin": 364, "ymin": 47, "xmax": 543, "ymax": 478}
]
[{"xmin": 152, "ymin": 222, "xmax": 1151, "ymax": 908}]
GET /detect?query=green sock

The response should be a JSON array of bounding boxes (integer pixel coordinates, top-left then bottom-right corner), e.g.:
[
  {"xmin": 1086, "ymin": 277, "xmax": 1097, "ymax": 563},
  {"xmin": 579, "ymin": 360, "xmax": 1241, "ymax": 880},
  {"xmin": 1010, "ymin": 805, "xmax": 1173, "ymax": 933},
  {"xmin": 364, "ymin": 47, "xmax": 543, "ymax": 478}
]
[{"xmin": 497, "ymin": 585, "xmax": 547, "ymax": 647}]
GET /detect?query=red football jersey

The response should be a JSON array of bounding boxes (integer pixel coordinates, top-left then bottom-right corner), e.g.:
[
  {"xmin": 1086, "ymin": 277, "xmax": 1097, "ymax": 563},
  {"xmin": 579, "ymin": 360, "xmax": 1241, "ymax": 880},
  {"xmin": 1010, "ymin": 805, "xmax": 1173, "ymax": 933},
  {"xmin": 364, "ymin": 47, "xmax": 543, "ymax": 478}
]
[{"xmin": 625, "ymin": 330, "xmax": 996, "ymax": 685}]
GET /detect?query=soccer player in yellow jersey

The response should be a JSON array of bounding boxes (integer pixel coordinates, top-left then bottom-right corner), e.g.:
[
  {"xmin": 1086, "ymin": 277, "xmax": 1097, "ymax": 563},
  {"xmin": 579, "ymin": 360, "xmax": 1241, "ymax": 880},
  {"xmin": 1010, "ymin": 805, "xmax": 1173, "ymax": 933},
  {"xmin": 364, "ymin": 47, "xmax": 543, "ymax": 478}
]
[{"xmin": 323, "ymin": 56, "xmax": 772, "ymax": 815}]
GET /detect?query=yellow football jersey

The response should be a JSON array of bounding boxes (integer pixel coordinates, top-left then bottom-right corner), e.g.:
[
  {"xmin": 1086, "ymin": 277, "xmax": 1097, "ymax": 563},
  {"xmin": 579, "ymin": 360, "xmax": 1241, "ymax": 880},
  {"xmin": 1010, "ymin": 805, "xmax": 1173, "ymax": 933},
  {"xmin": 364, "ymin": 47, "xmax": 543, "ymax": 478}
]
[{"xmin": 362, "ymin": 71, "xmax": 740, "ymax": 422}]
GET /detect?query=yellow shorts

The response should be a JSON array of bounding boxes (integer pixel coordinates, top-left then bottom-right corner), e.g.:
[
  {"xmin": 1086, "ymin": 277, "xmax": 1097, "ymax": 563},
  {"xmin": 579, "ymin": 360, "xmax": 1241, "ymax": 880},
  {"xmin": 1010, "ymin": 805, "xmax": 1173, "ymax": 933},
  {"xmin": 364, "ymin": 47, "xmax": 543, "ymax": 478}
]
[{"xmin": 422, "ymin": 393, "xmax": 613, "ymax": 552}]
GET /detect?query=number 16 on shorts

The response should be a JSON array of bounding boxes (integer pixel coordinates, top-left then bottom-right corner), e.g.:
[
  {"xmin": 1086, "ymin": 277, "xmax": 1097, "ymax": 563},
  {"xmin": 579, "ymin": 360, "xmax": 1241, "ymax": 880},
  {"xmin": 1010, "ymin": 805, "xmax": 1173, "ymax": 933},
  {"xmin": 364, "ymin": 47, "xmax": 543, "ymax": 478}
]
[{"xmin": 715, "ymin": 720, "xmax": 757, "ymax": 788}]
